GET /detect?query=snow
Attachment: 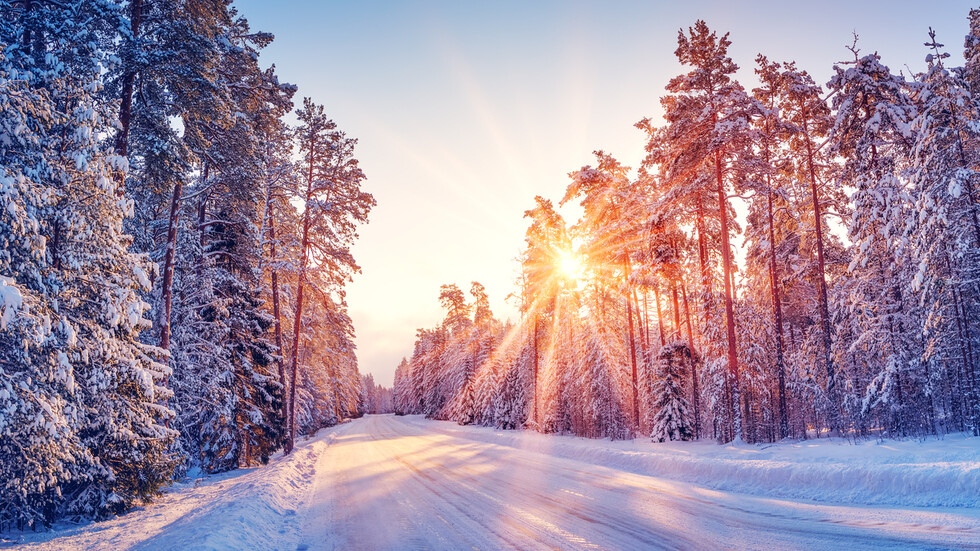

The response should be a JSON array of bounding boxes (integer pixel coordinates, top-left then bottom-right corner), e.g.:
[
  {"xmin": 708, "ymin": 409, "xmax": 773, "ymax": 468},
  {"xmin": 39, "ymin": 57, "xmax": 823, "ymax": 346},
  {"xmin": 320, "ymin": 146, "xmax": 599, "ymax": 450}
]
[
  {"xmin": 8, "ymin": 437, "xmax": 326, "ymax": 550},
  {"xmin": 0, "ymin": 276, "xmax": 23, "ymax": 330},
  {"xmin": 949, "ymin": 177, "xmax": 964, "ymax": 199},
  {"xmin": 409, "ymin": 416, "xmax": 980, "ymax": 508},
  {"xmin": 8, "ymin": 415, "xmax": 980, "ymax": 550},
  {"xmin": 133, "ymin": 265, "xmax": 152, "ymax": 290}
]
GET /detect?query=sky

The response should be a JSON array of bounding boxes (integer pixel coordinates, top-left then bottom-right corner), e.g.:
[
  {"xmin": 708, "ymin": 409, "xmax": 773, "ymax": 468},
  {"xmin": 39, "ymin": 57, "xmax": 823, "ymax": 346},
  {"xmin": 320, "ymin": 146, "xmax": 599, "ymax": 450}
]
[{"xmin": 232, "ymin": 0, "xmax": 976, "ymax": 387}]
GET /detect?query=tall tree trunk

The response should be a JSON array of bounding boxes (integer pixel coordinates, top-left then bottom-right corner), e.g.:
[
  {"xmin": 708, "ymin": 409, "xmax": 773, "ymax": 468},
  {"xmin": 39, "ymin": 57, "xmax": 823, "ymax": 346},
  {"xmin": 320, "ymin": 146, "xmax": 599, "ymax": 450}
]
[
  {"xmin": 715, "ymin": 150, "xmax": 742, "ymax": 441},
  {"xmin": 625, "ymin": 274, "xmax": 639, "ymax": 430},
  {"xmin": 197, "ymin": 194, "xmax": 207, "ymax": 249},
  {"xmin": 532, "ymin": 313, "xmax": 539, "ymax": 427},
  {"xmin": 671, "ymin": 282, "xmax": 682, "ymax": 340},
  {"xmin": 642, "ymin": 291, "xmax": 651, "ymax": 350},
  {"xmin": 693, "ymin": 191, "xmax": 712, "ymax": 438},
  {"xmin": 695, "ymin": 193, "xmax": 711, "ymax": 296},
  {"xmin": 681, "ymin": 282, "xmax": 695, "ymax": 351},
  {"xmin": 636, "ymin": 288, "xmax": 648, "ymax": 352},
  {"xmin": 681, "ymin": 281, "xmax": 699, "ymax": 438},
  {"xmin": 159, "ymin": 178, "xmax": 184, "ymax": 353},
  {"xmin": 802, "ymin": 119, "xmax": 837, "ymax": 431},
  {"xmin": 286, "ymin": 233, "xmax": 308, "ymax": 455},
  {"xmin": 952, "ymin": 279, "xmax": 979, "ymax": 434},
  {"xmin": 114, "ymin": 0, "xmax": 143, "ymax": 179},
  {"xmin": 765, "ymin": 170, "xmax": 789, "ymax": 439},
  {"xmin": 633, "ymin": 287, "xmax": 646, "ymax": 430},
  {"xmin": 653, "ymin": 286, "xmax": 666, "ymax": 348},
  {"xmin": 263, "ymin": 191, "xmax": 287, "ymax": 423},
  {"xmin": 285, "ymin": 136, "xmax": 318, "ymax": 455}
]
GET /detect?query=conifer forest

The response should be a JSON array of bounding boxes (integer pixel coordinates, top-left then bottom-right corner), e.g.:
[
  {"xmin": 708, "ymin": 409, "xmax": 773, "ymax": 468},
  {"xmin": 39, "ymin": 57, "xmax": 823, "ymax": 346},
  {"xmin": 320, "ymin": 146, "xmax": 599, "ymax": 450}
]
[
  {"xmin": 2, "ymin": 0, "xmax": 980, "ymax": 535},
  {"xmin": 395, "ymin": 16, "xmax": 980, "ymax": 448},
  {"xmin": 0, "ymin": 0, "xmax": 373, "ymax": 529}
]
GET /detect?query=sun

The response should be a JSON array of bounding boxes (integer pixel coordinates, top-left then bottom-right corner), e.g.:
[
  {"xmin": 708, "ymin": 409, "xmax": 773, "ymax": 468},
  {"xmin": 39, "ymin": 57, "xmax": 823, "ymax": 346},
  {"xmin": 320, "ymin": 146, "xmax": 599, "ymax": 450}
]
[{"xmin": 555, "ymin": 249, "xmax": 587, "ymax": 285}]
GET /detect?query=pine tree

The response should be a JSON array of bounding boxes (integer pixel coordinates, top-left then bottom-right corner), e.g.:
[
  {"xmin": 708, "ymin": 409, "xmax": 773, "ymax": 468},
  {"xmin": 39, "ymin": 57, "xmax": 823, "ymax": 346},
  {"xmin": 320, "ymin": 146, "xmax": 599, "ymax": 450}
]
[
  {"xmin": 285, "ymin": 98, "xmax": 373, "ymax": 453},
  {"xmin": 906, "ymin": 28, "xmax": 980, "ymax": 434},
  {"xmin": 520, "ymin": 197, "xmax": 570, "ymax": 428},
  {"xmin": 650, "ymin": 343, "xmax": 696, "ymax": 442},
  {"xmin": 393, "ymin": 357, "xmax": 412, "ymax": 415},
  {"xmin": 828, "ymin": 46, "xmax": 921, "ymax": 436},
  {"xmin": 0, "ymin": 0, "xmax": 176, "ymax": 526},
  {"xmin": 564, "ymin": 152, "xmax": 643, "ymax": 431},
  {"xmin": 653, "ymin": 21, "xmax": 756, "ymax": 442},
  {"xmin": 747, "ymin": 56, "xmax": 793, "ymax": 439}
]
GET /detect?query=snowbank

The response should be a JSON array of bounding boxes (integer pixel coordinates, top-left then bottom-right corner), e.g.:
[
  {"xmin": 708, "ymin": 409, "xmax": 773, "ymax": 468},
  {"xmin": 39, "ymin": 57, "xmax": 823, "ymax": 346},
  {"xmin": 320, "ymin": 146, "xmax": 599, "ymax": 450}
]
[
  {"xmin": 403, "ymin": 416, "xmax": 980, "ymax": 508},
  {"xmin": 8, "ymin": 431, "xmax": 338, "ymax": 550}
]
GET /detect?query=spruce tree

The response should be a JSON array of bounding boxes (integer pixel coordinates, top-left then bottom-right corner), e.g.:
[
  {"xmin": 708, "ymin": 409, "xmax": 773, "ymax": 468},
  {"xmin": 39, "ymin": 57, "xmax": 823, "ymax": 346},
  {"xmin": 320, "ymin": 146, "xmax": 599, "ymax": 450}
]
[{"xmin": 650, "ymin": 343, "xmax": 696, "ymax": 442}]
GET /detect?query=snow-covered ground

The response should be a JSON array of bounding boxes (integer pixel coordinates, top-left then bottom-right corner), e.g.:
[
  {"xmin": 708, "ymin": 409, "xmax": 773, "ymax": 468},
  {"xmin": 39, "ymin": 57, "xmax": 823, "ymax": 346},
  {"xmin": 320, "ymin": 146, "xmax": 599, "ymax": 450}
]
[
  {"xmin": 6, "ymin": 414, "xmax": 980, "ymax": 550},
  {"xmin": 412, "ymin": 416, "xmax": 980, "ymax": 508}
]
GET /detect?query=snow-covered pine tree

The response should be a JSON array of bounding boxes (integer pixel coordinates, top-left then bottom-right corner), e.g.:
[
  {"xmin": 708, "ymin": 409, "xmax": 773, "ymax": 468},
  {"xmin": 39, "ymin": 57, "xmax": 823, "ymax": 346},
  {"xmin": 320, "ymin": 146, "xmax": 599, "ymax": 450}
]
[
  {"xmin": 632, "ymin": 144, "xmax": 704, "ymax": 437},
  {"xmin": 474, "ymin": 354, "xmax": 502, "ymax": 426},
  {"xmin": 653, "ymin": 21, "xmax": 757, "ymax": 442},
  {"xmin": 564, "ymin": 152, "xmax": 644, "ymax": 431},
  {"xmin": 393, "ymin": 357, "xmax": 412, "ymax": 415},
  {"xmin": 258, "ymin": 118, "xmax": 299, "ymax": 429},
  {"xmin": 0, "ymin": 0, "xmax": 176, "ymax": 526},
  {"xmin": 160, "ymin": 11, "xmax": 293, "ymax": 472},
  {"xmin": 285, "ymin": 97, "xmax": 374, "ymax": 452},
  {"xmin": 579, "ymin": 316, "xmax": 633, "ymax": 440},
  {"xmin": 650, "ymin": 342, "xmax": 696, "ymax": 442},
  {"xmin": 406, "ymin": 327, "xmax": 445, "ymax": 415},
  {"xmin": 433, "ymin": 284, "xmax": 472, "ymax": 421},
  {"xmin": 773, "ymin": 60, "xmax": 849, "ymax": 436},
  {"xmin": 0, "ymin": 10, "xmax": 94, "ymax": 529},
  {"xmin": 828, "ymin": 46, "xmax": 924, "ymax": 437},
  {"xmin": 464, "ymin": 282, "xmax": 499, "ymax": 424},
  {"xmin": 443, "ymin": 282, "xmax": 499, "ymax": 424},
  {"xmin": 746, "ymin": 55, "xmax": 794, "ymax": 440},
  {"xmin": 492, "ymin": 338, "xmax": 531, "ymax": 430},
  {"xmin": 520, "ymin": 197, "xmax": 570, "ymax": 428},
  {"xmin": 906, "ymin": 28, "xmax": 980, "ymax": 434}
]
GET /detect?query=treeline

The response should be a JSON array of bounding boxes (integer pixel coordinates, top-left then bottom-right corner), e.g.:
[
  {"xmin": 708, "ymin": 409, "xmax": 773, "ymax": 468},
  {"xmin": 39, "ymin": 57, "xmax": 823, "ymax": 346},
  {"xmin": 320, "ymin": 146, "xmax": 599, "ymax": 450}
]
[
  {"xmin": 361, "ymin": 374, "xmax": 394, "ymax": 414},
  {"xmin": 0, "ymin": 0, "xmax": 372, "ymax": 529},
  {"xmin": 396, "ymin": 13, "xmax": 980, "ymax": 446}
]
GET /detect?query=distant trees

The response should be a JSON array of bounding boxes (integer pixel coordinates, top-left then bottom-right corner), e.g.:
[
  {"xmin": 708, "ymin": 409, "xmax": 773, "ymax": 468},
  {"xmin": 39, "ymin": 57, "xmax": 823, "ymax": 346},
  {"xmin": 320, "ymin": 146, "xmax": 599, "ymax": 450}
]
[
  {"xmin": 0, "ymin": 0, "xmax": 372, "ymax": 528},
  {"xmin": 361, "ymin": 374, "xmax": 394, "ymax": 414},
  {"xmin": 396, "ymin": 10, "xmax": 980, "ymax": 447}
]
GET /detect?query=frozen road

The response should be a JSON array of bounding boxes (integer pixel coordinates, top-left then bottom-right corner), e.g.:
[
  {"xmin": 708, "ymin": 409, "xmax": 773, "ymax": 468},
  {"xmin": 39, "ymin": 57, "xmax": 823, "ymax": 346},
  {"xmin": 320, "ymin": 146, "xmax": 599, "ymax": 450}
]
[{"xmin": 299, "ymin": 415, "xmax": 980, "ymax": 551}]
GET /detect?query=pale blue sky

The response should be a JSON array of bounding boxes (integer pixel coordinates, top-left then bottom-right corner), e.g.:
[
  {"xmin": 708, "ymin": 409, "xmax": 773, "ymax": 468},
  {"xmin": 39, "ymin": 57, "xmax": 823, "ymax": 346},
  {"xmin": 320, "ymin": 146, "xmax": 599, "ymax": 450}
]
[{"xmin": 233, "ymin": 0, "xmax": 976, "ymax": 386}]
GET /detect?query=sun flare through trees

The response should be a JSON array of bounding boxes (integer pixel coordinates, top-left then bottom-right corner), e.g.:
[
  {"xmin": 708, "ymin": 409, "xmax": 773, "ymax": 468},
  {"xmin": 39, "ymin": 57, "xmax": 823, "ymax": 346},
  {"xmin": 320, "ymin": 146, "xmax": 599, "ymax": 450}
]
[
  {"xmin": 556, "ymin": 248, "xmax": 588, "ymax": 288},
  {"xmin": 2, "ymin": 0, "xmax": 980, "ymax": 535},
  {"xmin": 395, "ymin": 12, "xmax": 980, "ymax": 449}
]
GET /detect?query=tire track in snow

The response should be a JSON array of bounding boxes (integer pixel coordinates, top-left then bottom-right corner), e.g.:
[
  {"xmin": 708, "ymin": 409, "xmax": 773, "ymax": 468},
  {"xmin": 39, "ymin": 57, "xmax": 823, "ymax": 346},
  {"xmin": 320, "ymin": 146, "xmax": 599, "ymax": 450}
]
[{"xmin": 297, "ymin": 415, "xmax": 980, "ymax": 551}]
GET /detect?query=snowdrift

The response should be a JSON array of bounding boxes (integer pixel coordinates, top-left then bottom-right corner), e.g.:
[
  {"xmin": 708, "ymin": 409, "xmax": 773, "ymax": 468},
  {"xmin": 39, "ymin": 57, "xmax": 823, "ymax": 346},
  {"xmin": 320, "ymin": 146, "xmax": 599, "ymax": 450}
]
[{"xmin": 403, "ymin": 416, "xmax": 980, "ymax": 508}]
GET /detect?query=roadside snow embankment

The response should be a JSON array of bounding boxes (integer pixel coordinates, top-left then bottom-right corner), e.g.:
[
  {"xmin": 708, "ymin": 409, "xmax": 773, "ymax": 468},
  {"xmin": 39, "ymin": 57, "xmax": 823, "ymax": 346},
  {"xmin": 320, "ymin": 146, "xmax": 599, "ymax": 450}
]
[
  {"xmin": 403, "ymin": 416, "xmax": 980, "ymax": 508},
  {"xmin": 9, "ymin": 430, "xmax": 339, "ymax": 550},
  {"xmin": 134, "ymin": 439, "xmax": 326, "ymax": 550}
]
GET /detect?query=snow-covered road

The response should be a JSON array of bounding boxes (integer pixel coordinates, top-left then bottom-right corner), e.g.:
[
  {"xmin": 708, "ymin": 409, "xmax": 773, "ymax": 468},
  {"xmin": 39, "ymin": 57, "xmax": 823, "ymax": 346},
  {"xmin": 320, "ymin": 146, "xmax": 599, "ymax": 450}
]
[
  {"xmin": 11, "ymin": 414, "xmax": 980, "ymax": 550},
  {"xmin": 301, "ymin": 415, "xmax": 980, "ymax": 550}
]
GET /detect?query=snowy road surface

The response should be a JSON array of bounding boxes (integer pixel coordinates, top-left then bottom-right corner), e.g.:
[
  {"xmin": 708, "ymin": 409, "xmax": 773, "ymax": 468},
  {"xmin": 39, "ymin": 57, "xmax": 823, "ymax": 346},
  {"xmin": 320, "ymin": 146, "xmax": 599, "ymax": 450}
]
[
  {"xmin": 11, "ymin": 414, "xmax": 980, "ymax": 550},
  {"xmin": 301, "ymin": 415, "xmax": 979, "ymax": 550}
]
